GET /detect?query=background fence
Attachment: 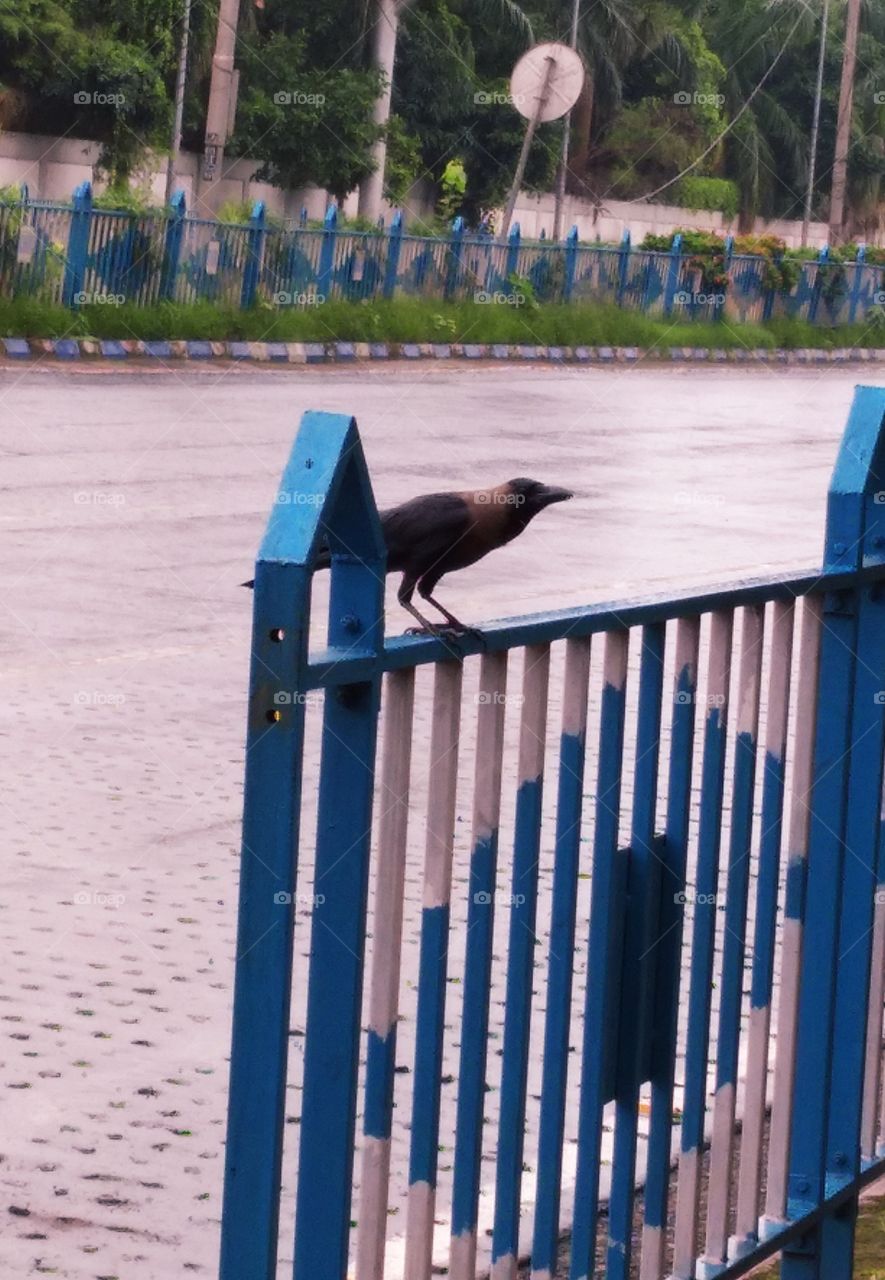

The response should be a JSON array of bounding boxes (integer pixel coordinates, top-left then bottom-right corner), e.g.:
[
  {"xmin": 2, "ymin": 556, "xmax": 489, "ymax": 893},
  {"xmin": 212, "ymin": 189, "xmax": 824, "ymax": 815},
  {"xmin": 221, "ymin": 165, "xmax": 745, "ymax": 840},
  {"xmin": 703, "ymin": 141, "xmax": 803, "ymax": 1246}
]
[
  {"xmin": 2, "ymin": 181, "xmax": 884, "ymax": 324},
  {"xmin": 220, "ymin": 391, "xmax": 885, "ymax": 1280}
]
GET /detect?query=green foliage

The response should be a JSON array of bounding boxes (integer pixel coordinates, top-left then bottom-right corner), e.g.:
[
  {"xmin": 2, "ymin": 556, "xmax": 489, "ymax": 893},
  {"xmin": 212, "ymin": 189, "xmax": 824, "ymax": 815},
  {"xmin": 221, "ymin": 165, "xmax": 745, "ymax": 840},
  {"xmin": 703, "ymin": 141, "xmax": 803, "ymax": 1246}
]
[
  {"xmin": 677, "ymin": 176, "xmax": 739, "ymax": 218},
  {"xmin": 437, "ymin": 159, "xmax": 467, "ymax": 222},
  {"xmin": 383, "ymin": 116, "xmax": 423, "ymax": 206}
]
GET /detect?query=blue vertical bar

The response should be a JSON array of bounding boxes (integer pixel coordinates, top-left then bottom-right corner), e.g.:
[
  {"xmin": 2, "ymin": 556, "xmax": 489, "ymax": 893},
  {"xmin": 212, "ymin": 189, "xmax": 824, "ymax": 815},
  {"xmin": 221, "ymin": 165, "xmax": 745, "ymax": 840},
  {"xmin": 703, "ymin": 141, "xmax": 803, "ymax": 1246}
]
[
  {"xmin": 615, "ymin": 229, "xmax": 631, "ymax": 308},
  {"xmin": 784, "ymin": 386, "xmax": 885, "ymax": 1280},
  {"xmin": 848, "ymin": 245, "xmax": 866, "ymax": 323},
  {"xmin": 384, "ymin": 210, "xmax": 403, "ymax": 300},
  {"xmin": 161, "ymin": 190, "xmax": 186, "ymax": 302},
  {"xmin": 607, "ymin": 621, "xmax": 666, "ymax": 1280},
  {"xmin": 808, "ymin": 244, "xmax": 829, "ymax": 324},
  {"xmin": 506, "ymin": 222, "xmax": 521, "ymax": 281},
  {"xmin": 445, "ymin": 215, "xmax": 465, "ymax": 301},
  {"xmin": 317, "ymin": 204, "xmax": 337, "ymax": 301},
  {"xmin": 641, "ymin": 616, "xmax": 701, "ymax": 1278},
  {"xmin": 63, "ymin": 180, "xmax": 92, "ymax": 308},
  {"xmin": 663, "ymin": 232, "xmax": 683, "ymax": 317},
  {"xmin": 221, "ymin": 411, "xmax": 383, "ymax": 1280},
  {"xmin": 531, "ymin": 637, "xmax": 591, "ymax": 1276},
  {"xmin": 564, "ymin": 225, "xmax": 579, "ymax": 301},
  {"xmin": 240, "ymin": 200, "xmax": 266, "ymax": 308},
  {"xmin": 492, "ymin": 645, "xmax": 551, "ymax": 1273},
  {"xmin": 570, "ymin": 629, "xmax": 630, "ymax": 1280}
]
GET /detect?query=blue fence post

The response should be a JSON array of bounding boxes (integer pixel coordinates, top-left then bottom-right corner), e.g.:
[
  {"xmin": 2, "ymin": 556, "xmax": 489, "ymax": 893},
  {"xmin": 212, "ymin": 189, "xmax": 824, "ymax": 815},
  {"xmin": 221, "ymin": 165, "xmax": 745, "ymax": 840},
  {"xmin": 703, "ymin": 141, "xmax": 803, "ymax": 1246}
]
[
  {"xmin": 299, "ymin": 205, "xmax": 308, "ymax": 227},
  {"xmin": 808, "ymin": 243, "xmax": 829, "ymax": 324},
  {"xmin": 160, "ymin": 189, "xmax": 186, "ymax": 303},
  {"xmin": 317, "ymin": 204, "xmax": 337, "ymax": 301},
  {"xmin": 383, "ymin": 210, "xmax": 403, "ymax": 300},
  {"xmin": 444, "ymin": 215, "xmax": 465, "ymax": 301},
  {"xmin": 219, "ymin": 411, "xmax": 385, "ymax": 1280},
  {"xmin": 849, "ymin": 243, "xmax": 866, "ymax": 324},
  {"xmin": 563, "ymin": 225, "xmax": 579, "ymax": 302},
  {"xmin": 62, "ymin": 180, "xmax": 92, "ymax": 308},
  {"xmin": 782, "ymin": 386, "xmax": 885, "ymax": 1280},
  {"xmin": 663, "ymin": 231, "xmax": 683, "ymax": 317},
  {"xmin": 720, "ymin": 233, "xmax": 734, "ymax": 321},
  {"xmin": 240, "ymin": 200, "xmax": 266, "ymax": 309},
  {"xmin": 616, "ymin": 228, "xmax": 631, "ymax": 308},
  {"xmin": 505, "ymin": 221, "xmax": 521, "ymax": 282}
]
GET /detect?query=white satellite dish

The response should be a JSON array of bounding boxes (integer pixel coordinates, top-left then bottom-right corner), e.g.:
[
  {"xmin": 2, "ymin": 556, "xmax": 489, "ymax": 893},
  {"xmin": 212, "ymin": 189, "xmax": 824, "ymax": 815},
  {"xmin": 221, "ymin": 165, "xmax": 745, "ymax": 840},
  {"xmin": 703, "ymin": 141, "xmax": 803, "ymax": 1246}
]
[{"xmin": 509, "ymin": 42, "xmax": 584, "ymax": 125}]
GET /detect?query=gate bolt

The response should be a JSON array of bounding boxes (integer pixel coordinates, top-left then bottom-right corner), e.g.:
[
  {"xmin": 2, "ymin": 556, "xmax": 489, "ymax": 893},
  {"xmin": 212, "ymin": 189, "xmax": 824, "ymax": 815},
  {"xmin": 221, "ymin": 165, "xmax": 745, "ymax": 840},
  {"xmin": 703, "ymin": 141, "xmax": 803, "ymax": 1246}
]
[
  {"xmin": 834, "ymin": 1152, "xmax": 848, "ymax": 1168},
  {"xmin": 342, "ymin": 614, "xmax": 361, "ymax": 635}
]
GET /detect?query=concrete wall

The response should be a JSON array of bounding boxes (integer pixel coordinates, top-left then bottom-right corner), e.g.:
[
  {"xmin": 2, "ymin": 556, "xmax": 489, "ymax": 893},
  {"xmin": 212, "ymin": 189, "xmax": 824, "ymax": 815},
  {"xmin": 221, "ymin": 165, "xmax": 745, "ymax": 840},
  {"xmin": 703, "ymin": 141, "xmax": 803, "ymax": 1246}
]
[{"xmin": 0, "ymin": 128, "xmax": 863, "ymax": 249}]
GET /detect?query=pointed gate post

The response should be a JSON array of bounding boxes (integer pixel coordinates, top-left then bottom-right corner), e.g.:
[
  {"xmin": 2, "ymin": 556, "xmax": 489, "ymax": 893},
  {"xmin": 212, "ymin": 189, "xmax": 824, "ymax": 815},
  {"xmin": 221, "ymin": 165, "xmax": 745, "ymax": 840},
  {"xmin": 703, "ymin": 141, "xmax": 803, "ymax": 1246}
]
[
  {"xmin": 160, "ymin": 189, "xmax": 186, "ymax": 302},
  {"xmin": 219, "ymin": 411, "xmax": 386, "ymax": 1280},
  {"xmin": 317, "ymin": 203, "xmax": 338, "ymax": 301},
  {"xmin": 783, "ymin": 385, "xmax": 885, "ymax": 1280},
  {"xmin": 62, "ymin": 180, "xmax": 93, "ymax": 308},
  {"xmin": 383, "ymin": 208, "xmax": 403, "ymax": 299},
  {"xmin": 240, "ymin": 200, "xmax": 266, "ymax": 309},
  {"xmin": 663, "ymin": 231, "xmax": 683, "ymax": 317}
]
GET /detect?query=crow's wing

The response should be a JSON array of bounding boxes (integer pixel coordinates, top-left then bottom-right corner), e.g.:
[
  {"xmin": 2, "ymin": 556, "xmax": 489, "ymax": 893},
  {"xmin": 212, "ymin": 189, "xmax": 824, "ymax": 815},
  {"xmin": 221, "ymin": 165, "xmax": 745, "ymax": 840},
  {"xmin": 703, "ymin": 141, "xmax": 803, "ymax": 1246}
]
[{"xmin": 380, "ymin": 491, "xmax": 472, "ymax": 576}]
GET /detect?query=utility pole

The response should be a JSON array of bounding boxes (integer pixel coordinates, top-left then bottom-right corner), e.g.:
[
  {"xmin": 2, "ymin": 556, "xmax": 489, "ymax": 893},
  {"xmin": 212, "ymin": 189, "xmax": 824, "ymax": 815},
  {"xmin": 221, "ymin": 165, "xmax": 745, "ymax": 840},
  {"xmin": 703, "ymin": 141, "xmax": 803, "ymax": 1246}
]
[
  {"xmin": 829, "ymin": 0, "xmax": 862, "ymax": 244},
  {"xmin": 165, "ymin": 0, "xmax": 193, "ymax": 204},
  {"xmin": 357, "ymin": 0, "xmax": 403, "ymax": 221},
  {"xmin": 551, "ymin": 0, "xmax": 581, "ymax": 241},
  {"xmin": 202, "ymin": 0, "xmax": 242, "ymax": 206}
]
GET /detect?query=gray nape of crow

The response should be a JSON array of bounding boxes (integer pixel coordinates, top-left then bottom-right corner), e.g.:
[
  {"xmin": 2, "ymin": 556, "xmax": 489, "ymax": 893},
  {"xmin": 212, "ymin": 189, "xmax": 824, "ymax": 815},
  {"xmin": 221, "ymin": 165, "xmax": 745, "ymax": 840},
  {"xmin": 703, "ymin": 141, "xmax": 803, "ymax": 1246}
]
[{"xmin": 243, "ymin": 477, "xmax": 573, "ymax": 634}]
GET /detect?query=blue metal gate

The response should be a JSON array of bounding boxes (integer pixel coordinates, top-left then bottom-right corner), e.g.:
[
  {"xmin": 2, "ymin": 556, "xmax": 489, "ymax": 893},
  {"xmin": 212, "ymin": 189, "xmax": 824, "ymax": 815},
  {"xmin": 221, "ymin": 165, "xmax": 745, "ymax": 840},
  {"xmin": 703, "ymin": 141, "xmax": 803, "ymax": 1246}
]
[{"xmin": 220, "ymin": 389, "xmax": 885, "ymax": 1280}]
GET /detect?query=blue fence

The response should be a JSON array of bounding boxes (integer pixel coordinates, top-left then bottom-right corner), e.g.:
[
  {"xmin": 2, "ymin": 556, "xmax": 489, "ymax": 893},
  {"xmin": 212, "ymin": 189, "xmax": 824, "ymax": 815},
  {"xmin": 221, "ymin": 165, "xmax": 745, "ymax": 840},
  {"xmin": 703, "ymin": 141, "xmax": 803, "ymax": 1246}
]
[
  {"xmin": 219, "ymin": 389, "xmax": 885, "ymax": 1280},
  {"xmin": 2, "ymin": 181, "xmax": 884, "ymax": 324}
]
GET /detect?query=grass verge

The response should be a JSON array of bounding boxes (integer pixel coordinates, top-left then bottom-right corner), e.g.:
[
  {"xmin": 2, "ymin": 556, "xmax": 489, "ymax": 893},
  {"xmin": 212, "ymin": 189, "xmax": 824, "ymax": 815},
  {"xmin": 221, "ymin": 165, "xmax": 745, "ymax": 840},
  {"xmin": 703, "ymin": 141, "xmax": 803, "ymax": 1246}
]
[
  {"xmin": 751, "ymin": 1195, "xmax": 885, "ymax": 1278},
  {"xmin": 0, "ymin": 297, "xmax": 882, "ymax": 350}
]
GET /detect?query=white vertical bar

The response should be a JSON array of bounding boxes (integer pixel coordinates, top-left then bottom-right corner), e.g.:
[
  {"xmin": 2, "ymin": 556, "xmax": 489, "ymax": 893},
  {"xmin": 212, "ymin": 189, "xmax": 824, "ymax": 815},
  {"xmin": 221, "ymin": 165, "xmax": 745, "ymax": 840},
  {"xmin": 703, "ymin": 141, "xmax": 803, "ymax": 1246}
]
[
  {"xmin": 405, "ymin": 660, "xmax": 463, "ymax": 1280},
  {"xmin": 704, "ymin": 604, "xmax": 765, "ymax": 1266},
  {"xmin": 735, "ymin": 600, "xmax": 795, "ymax": 1242},
  {"xmin": 356, "ymin": 668, "xmax": 416, "ymax": 1280},
  {"xmin": 862, "ymin": 890, "xmax": 885, "ymax": 1159},
  {"xmin": 764, "ymin": 594, "xmax": 823, "ymax": 1226}
]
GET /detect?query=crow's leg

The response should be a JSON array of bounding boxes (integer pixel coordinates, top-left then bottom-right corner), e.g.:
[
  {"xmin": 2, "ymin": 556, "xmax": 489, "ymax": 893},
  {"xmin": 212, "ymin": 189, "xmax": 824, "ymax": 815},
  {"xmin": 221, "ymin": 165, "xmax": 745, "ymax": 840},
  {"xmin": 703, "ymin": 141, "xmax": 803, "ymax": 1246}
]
[
  {"xmin": 418, "ymin": 582, "xmax": 485, "ymax": 644},
  {"xmin": 398, "ymin": 574, "xmax": 444, "ymax": 634}
]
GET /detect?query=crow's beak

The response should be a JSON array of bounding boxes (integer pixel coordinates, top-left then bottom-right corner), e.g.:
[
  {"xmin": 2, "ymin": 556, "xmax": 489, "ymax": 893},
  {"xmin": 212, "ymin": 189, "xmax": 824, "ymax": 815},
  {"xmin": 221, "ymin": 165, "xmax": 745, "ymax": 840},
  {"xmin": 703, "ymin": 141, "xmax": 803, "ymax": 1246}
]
[
  {"xmin": 241, "ymin": 579, "xmax": 255, "ymax": 589},
  {"xmin": 537, "ymin": 484, "xmax": 574, "ymax": 507}
]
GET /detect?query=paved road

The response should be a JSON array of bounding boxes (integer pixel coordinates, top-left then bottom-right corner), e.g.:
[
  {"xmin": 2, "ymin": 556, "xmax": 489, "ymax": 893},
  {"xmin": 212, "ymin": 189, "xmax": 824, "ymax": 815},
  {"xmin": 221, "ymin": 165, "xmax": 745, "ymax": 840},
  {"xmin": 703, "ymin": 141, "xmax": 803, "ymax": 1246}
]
[{"xmin": 0, "ymin": 363, "xmax": 879, "ymax": 1280}]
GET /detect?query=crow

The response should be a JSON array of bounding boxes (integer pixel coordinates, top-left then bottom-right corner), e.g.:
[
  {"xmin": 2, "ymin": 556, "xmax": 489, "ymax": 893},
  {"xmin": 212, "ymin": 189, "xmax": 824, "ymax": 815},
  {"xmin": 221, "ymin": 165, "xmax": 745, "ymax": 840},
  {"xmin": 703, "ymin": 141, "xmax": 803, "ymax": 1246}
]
[{"xmin": 244, "ymin": 477, "xmax": 573, "ymax": 634}]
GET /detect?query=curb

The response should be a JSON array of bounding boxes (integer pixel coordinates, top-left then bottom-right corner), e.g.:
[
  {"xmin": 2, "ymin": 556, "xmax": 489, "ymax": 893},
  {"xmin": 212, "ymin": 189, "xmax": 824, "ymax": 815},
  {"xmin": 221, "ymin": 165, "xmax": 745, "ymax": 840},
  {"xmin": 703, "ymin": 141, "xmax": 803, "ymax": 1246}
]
[{"xmin": 3, "ymin": 338, "xmax": 884, "ymax": 366}]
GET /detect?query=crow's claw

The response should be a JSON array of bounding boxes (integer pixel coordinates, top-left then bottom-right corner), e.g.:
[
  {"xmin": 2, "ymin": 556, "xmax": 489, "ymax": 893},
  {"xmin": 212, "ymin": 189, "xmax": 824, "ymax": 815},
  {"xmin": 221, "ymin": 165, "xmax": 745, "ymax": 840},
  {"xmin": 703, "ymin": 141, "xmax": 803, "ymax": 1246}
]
[{"xmin": 404, "ymin": 623, "xmax": 486, "ymax": 650}]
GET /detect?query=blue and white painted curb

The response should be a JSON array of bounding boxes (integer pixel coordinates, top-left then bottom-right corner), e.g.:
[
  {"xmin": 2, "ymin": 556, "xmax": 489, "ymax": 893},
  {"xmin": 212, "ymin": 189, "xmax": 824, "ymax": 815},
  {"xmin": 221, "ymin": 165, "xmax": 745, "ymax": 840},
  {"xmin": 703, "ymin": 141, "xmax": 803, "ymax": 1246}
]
[{"xmin": 3, "ymin": 337, "xmax": 884, "ymax": 364}]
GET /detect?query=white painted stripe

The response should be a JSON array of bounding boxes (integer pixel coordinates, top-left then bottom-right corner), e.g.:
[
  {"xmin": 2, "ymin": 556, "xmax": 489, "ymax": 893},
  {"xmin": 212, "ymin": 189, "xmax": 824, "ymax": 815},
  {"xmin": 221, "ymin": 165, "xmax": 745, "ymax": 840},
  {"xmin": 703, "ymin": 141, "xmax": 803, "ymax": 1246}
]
[
  {"xmin": 703, "ymin": 1081, "xmax": 737, "ymax": 1264},
  {"xmin": 472, "ymin": 651, "xmax": 508, "ymax": 845},
  {"xmin": 765, "ymin": 595, "xmax": 822, "ymax": 1223},
  {"xmin": 673, "ymin": 1145, "xmax": 701, "ymax": 1278},
  {"xmin": 765, "ymin": 600, "xmax": 795, "ymax": 762},
  {"xmin": 404, "ymin": 1181, "xmax": 434, "ymax": 1280},
  {"xmin": 638, "ymin": 1222, "xmax": 664, "ymax": 1280},
  {"xmin": 490, "ymin": 1250, "xmax": 517, "ymax": 1280},
  {"xmin": 604, "ymin": 627, "xmax": 629, "ymax": 693},
  {"xmin": 449, "ymin": 1228, "xmax": 478, "ymax": 1280},
  {"xmin": 735, "ymin": 603, "xmax": 764, "ymax": 737},
  {"xmin": 736, "ymin": 1002, "xmax": 772, "ymax": 1241},
  {"xmin": 517, "ymin": 643, "xmax": 551, "ymax": 786},
  {"xmin": 561, "ymin": 636, "xmax": 591, "ymax": 738},
  {"xmin": 422, "ymin": 661, "xmax": 463, "ymax": 911},
  {"xmin": 357, "ymin": 1135, "xmax": 393, "ymax": 1280},
  {"xmin": 862, "ymin": 896, "xmax": 885, "ymax": 1158},
  {"xmin": 357, "ymin": 669, "xmax": 415, "ymax": 1280}
]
